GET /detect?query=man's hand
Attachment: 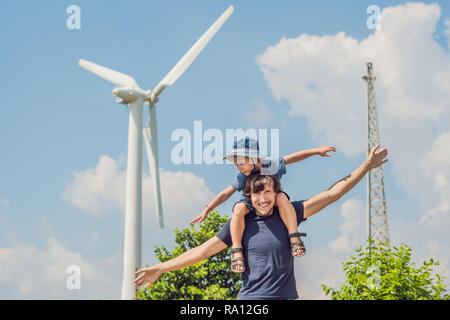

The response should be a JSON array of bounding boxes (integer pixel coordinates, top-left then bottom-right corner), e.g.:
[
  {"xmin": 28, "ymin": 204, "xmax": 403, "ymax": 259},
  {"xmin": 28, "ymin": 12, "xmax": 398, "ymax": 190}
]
[
  {"xmin": 367, "ymin": 144, "xmax": 388, "ymax": 169},
  {"xmin": 316, "ymin": 145, "xmax": 336, "ymax": 157},
  {"xmin": 135, "ymin": 266, "xmax": 163, "ymax": 289},
  {"xmin": 190, "ymin": 205, "xmax": 209, "ymax": 225}
]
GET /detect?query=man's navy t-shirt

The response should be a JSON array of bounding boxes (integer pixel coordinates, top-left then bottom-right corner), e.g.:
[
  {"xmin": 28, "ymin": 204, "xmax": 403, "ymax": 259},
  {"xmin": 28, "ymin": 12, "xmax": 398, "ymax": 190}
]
[{"xmin": 216, "ymin": 201, "xmax": 306, "ymax": 300}]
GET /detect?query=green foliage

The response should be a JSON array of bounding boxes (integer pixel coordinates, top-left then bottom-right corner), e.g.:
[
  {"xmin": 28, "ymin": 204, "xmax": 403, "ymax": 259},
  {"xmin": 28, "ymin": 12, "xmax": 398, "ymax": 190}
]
[
  {"xmin": 321, "ymin": 238, "xmax": 449, "ymax": 300},
  {"xmin": 137, "ymin": 211, "xmax": 242, "ymax": 300}
]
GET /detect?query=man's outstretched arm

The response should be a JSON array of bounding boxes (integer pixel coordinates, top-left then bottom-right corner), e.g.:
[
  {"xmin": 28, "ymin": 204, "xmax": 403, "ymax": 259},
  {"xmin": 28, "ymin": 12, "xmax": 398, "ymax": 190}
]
[
  {"xmin": 303, "ymin": 144, "xmax": 388, "ymax": 219},
  {"xmin": 134, "ymin": 236, "xmax": 227, "ymax": 288}
]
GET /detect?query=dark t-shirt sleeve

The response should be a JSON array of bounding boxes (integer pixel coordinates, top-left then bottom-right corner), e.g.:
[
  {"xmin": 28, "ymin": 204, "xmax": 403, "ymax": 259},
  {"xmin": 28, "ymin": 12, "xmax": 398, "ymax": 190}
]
[
  {"xmin": 231, "ymin": 173, "xmax": 246, "ymax": 192},
  {"xmin": 216, "ymin": 219, "xmax": 232, "ymax": 247},
  {"xmin": 291, "ymin": 200, "xmax": 306, "ymax": 225},
  {"xmin": 216, "ymin": 200, "xmax": 306, "ymax": 247}
]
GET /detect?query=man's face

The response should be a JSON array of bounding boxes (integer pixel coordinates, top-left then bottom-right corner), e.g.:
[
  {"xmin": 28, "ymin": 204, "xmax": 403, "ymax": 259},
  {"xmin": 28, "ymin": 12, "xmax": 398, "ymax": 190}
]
[{"xmin": 250, "ymin": 183, "xmax": 276, "ymax": 216}]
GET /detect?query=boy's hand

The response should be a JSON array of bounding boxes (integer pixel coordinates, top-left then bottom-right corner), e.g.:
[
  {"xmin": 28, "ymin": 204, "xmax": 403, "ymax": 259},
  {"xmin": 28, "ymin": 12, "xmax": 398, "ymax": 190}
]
[
  {"xmin": 317, "ymin": 145, "xmax": 336, "ymax": 157},
  {"xmin": 366, "ymin": 144, "xmax": 388, "ymax": 169},
  {"xmin": 190, "ymin": 205, "xmax": 209, "ymax": 225}
]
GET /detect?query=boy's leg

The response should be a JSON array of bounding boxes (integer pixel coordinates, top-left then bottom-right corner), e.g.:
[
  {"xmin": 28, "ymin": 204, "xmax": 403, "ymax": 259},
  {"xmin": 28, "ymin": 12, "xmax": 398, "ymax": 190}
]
[
  {"xmin": 230, "ymin": 202, "xmax": 250, "ymax": 272},
  {"xmin": 276, "ymin": 192, "xmax": 306, "ymax": 257}
]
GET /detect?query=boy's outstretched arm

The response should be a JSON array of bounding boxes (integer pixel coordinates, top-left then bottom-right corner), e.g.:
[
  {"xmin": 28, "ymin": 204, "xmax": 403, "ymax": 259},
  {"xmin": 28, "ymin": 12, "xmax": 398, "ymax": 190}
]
[
  {"xmin": 283, "ymin": 145, "xmax": 336, "ymax": 165},
  {"xmin": 190, "ymin": 185, "xmax": 236, "ymax": 225}
]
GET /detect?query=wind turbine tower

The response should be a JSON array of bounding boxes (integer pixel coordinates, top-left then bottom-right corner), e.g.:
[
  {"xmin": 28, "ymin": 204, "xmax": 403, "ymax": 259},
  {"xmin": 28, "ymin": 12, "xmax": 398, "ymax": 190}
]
[
  {"xmin": 362, "ymin": 62, "xmax": 389, "ymax": 245},
  {"xmin": 78, "ymin": 6, "xmax": 234, "ymax": 300}
]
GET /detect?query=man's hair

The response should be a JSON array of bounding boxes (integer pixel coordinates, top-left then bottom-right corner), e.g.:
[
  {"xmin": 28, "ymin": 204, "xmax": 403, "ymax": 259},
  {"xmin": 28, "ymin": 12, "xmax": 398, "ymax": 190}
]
[{"xmin": 243, "ymin": 170, "xmax": 281, "ymax": 198}]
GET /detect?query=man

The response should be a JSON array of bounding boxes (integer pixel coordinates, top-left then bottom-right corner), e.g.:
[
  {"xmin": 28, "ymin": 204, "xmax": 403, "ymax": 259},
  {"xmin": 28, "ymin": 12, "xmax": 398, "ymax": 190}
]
[{"xmin": 135, "ymin": 145, "xmax": 388, "ymax": 299}]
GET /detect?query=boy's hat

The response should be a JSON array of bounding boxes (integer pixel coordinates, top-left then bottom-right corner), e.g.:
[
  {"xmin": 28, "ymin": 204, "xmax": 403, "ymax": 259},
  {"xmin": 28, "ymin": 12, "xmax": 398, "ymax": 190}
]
[{"xmin": 223, "ymin": 137, "xmax": 266, "ymax": 163}]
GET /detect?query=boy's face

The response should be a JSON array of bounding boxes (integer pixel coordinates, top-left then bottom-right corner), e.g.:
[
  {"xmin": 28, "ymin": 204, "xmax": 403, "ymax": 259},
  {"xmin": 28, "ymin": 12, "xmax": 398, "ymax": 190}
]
[
  {"xmin": 233, "ymin": 156, "xmax": 255, "ymax": 176},
  {"xmin": 250, "ymin": 183, "xmax": 276, "ymax": 216}
]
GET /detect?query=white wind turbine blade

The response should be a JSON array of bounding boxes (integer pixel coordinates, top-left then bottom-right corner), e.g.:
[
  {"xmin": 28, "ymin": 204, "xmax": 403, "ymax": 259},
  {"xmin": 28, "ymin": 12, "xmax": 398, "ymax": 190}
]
[
  {"xmin": 78, "ymin": 59, "xmax": 138, "ymax": 87},
  {"xmin": 143, "ymin": 104, "xmax": 164, "ymax": 228},
  {"xmin": 151, "ymin": 5, "xmax": 234, "ymax": 98}
]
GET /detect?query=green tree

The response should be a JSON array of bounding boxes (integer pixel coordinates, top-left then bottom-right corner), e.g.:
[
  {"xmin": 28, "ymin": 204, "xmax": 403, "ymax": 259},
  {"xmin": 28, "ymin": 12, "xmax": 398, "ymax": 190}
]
[
  {"xmin": 137, "ymin": 211, "xmax": 242, "ymax": 300},
  {"xmin": 322, "ymin": 238, "xmax": 449, "ymax": 300}
]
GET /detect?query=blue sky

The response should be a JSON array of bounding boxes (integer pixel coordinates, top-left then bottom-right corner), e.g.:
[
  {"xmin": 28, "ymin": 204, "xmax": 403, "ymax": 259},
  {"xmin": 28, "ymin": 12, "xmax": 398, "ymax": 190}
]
[{"xmin": 1, "ymin": 0, "xmax": 449, "ymax": 299}]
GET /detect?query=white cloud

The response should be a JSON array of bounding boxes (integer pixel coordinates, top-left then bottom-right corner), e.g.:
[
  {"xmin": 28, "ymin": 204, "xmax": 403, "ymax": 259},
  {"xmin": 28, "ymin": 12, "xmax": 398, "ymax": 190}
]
[
  {"xmin": 0, "ymin": 238, "xmax": 121, "ymax": 299},
  {"xmin": 389, "ymin": 214, "xmax": 450, "ymax": 288},
  {"xmin": 329, "ymin": 199, "xmax": 365, "ymax": 253},
  {"xmin": 420, "ymin": 131, "xmax": 450, "ymax": 224},
  {"xmin": 64, "ymin": 155, "xmax": 124, "ymax": 215},
  {"xmin": 296, "ymin": 199, "xmax": 365, "ymax": 299},
  {"xmin": 242, "ymin": 98, "xmax": 276, "ymax": 128},
  {"xmin": 64, "ymin": 155, "xmax": 215, "ymax": 227},
  {"xmin": 295, "ymin": 246, "xmax": 344, "ymax": 300},
  {"xmin": 1, "ymin": 197, "xmax": 8, "ymax": 207},
  {"xmin": 37, "ymin": 216, "xmax": 53, "ymax": 237},
  {"xmin": 427, "ymin": 240, "xmax": 449, "ymax": 276},
  {"xmin": 257, "ymin": 3, "xmax": 449, "ymax": 153},
  {"xmin": 257, "ymin": 31, "xmax": 366, "ymax": 155}
]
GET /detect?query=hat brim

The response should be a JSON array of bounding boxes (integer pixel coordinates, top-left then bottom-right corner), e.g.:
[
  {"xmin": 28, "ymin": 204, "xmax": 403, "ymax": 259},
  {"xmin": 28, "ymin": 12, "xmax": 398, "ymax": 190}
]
[{"xmin": 223, "ymin": 150, "xmax": 267, "ymax": 163}]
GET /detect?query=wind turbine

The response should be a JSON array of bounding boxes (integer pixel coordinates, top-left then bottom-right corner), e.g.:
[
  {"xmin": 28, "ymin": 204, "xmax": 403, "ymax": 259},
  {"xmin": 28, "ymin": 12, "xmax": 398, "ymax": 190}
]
[{"xmin": 77, "ymin": 5, "xmax": 234, "ymax": 300}]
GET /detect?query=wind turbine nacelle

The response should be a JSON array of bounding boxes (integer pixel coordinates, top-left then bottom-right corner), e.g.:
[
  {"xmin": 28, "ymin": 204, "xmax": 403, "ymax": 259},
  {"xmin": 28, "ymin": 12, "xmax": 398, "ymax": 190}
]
[
  {"xmin": 112, "ymin": 87, "xmax": 147, "ymax": 103},
  {"xmin": 144, "ymin": 90, "xmax": 159, "ymax": 104}
]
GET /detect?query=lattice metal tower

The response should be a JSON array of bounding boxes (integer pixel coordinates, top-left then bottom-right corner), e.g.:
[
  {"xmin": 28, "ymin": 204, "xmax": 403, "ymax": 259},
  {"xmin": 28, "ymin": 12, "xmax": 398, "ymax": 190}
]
[{"xmin": 362, "ymin": 62, "xmax": 389, "ymax": 245}]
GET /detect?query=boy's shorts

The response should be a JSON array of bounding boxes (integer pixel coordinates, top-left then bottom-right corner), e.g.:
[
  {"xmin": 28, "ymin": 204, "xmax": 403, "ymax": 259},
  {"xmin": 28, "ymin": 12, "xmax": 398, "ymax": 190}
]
[{"xmin": 232, "ymin": 190, "xmax": 291, "ymax": 213}]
